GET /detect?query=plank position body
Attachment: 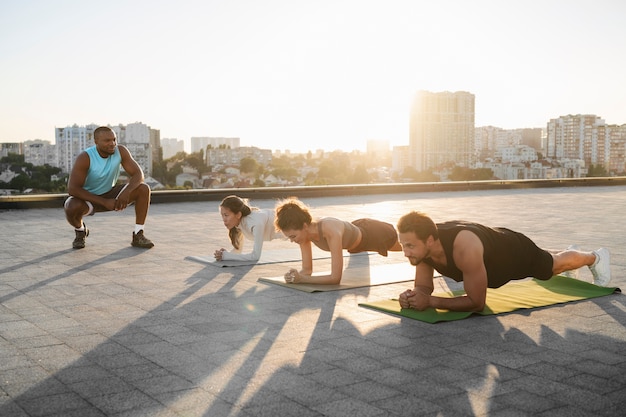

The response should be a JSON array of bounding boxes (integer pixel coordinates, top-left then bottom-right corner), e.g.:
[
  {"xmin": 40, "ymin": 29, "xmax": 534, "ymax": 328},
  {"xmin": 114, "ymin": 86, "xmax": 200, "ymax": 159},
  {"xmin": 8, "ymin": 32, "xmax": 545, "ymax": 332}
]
[
  {"xmin": 397, "ymin": 211, "xmax": 611, "ymax": 312},
  {"xmin": 275, "ymin": 197, "xmax": 402, "ymax": 284},
  {"xmin": 213, "ymin": 195, "xmax": 284, "ymax": 262}
]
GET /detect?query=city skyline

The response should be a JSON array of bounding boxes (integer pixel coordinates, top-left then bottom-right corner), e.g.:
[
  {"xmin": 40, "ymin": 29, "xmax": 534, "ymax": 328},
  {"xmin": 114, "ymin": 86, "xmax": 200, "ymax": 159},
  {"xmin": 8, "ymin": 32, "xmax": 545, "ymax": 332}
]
[{"xmin": 1, "ymin": 0, "xmax": 625, "ymax": 153}]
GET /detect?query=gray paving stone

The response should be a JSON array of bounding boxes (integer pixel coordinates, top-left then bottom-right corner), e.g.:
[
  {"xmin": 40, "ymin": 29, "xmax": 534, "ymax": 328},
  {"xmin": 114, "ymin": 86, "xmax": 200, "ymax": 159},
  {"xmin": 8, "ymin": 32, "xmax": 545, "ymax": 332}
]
[{"xmin": 1, "ymin": 186, "xmax": 625, "ymax": 416}]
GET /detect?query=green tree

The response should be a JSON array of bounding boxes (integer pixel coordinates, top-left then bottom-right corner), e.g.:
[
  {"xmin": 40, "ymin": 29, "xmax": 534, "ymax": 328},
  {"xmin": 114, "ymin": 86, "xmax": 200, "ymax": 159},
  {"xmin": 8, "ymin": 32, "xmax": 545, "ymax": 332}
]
[
  {"xmin": 449, "ymin": 166, "xmax": 494, "ymax": 181},
  {"xmin": 240, "ymin": 157, "xmax": 259, "ymax": 174},
  {"xmin": 401, "ymin": 167, "xmax": 439, "ymax": 182},
  {"xmin": 0, "ymin": 153, "xmax": 25, "ymax": 164},
  {"xmin": 185, "ymin": 153, "xmax": 207, "ymax": 176},
  {"xmin": 587, "ymin": 164, "xmax": 607, "ymax": 177},
  {"xmin": 350, "ymin": 165, "xmax": 370, "ymax": 184},
  {"xmin": 10, "ymin": 174, "xmax": 30, "ymax": 191}
]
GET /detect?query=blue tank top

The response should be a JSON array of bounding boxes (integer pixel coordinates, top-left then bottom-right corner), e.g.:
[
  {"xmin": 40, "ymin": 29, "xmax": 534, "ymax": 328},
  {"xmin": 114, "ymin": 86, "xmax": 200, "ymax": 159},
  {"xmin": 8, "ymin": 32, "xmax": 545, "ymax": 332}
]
[{"xmin": 83, "ymin": 146, "xmax": 122, "ymax": 195}]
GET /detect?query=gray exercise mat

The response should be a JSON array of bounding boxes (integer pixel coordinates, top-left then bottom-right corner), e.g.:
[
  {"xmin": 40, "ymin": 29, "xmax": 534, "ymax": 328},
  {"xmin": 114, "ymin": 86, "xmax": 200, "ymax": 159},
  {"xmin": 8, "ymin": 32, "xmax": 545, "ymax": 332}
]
[{"xmin": 186, "ymin": 248, "xmax": 371, "ymax": 267}]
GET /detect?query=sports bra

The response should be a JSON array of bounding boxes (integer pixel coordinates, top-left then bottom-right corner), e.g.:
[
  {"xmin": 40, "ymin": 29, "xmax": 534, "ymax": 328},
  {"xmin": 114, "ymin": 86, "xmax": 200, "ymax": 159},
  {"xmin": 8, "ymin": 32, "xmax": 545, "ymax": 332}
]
[{"xmin": 313, "ymin": 219, "xmax": 360, "ymax": 251}]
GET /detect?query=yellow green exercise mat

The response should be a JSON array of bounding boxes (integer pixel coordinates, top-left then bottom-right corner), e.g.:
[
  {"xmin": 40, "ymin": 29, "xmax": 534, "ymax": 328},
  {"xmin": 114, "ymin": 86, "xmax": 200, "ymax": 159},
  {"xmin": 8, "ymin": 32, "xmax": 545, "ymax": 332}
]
[{"xmin": 359, "ymin": 275, "xmax": 621, "ymax": 323}]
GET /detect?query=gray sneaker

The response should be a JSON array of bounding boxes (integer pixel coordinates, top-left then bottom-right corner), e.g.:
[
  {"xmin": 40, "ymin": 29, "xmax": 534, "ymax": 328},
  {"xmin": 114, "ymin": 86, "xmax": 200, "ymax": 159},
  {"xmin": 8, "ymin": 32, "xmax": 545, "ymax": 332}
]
[
  {"xmin": 561, "ymin": 245, "xmax": 580, "ymax": 279},
  {"xmin": 131, "ymin": 230, "xmax": 154, "ymax": 249},
  {"xmin": 589, "ymin": 248, "xmax": 611, "ymax": 286},
  {"xmin": 72, "ymin": 225, "xmax": 89, "ymax": 249}
]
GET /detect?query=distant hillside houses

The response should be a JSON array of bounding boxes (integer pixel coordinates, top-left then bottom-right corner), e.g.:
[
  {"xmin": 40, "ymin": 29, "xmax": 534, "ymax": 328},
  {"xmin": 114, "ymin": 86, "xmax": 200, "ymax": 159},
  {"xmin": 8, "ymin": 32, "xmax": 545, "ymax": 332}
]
[{"xmin": 205, "ymin": 146, "xmax": 272, "ymax": 167}]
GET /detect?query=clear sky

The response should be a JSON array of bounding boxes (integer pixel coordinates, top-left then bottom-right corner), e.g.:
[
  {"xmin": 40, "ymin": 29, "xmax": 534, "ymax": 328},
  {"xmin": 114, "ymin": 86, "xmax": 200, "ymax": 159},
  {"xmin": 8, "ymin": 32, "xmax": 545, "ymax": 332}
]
[{"xmin": 1, "ymin": 0, "xmax": 625, "ymax": 153}]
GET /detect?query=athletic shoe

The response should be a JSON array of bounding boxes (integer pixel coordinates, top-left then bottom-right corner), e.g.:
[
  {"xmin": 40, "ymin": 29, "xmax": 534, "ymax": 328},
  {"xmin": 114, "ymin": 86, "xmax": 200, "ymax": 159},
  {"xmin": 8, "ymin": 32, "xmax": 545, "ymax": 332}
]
[
  {"xmin": 561, "ymin": 245, "xmax": 580, "ymax": 279},
  {"xmin": 72, "ymin": 225, "xmax": 89, "ymax": 249},
  {"xmin": 589, "ymin": 248, "xmax": 611, "ymax": 286},
  {"xmin": 131, "ymin": 230, "xmax": 154, "ymax": 248}
]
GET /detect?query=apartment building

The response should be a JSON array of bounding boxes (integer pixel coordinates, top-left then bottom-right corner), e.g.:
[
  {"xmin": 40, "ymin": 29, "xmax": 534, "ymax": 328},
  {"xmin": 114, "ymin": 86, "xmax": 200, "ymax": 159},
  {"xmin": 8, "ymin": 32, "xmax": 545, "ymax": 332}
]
[
  {"xmin": 161, "ymin": 138, "xmax": 185, "ymax": 159},
  {"xmin": 23, "ymin": 140, "xmax": 56, "ymax": 166},
  {"xmin": 191, "ymin": 137, "xmax": 240, "ymax": 153},
  {"xmin": 205, "ymin": 146, "xmax": 272, "ymax": 168},
  {"xmin": 409, "ymin": 90, "xmax": 475, "ymax": 171}
]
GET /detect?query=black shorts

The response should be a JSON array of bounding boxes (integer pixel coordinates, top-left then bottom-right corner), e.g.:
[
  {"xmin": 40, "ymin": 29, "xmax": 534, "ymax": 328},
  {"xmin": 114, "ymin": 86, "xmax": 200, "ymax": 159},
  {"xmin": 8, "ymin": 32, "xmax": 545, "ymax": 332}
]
[
  {"xmin": 486, "ymin": 229, "xmax": 554, "ymax": 288},
  {"xmin": 348, "ymin": 218, "xmax": 398, "ymax": 256}
]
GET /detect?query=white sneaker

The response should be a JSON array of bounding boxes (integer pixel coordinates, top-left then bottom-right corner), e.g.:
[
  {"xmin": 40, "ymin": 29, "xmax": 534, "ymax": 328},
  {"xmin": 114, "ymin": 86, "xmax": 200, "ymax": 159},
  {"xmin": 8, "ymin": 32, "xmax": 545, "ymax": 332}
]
[
  {"xmin": 561, "ymin": 245, "xmax": 580, "ymax": 279},
  {"xmin": 589, "ymin": 248, "xmax": 611, "ymax": 286}
]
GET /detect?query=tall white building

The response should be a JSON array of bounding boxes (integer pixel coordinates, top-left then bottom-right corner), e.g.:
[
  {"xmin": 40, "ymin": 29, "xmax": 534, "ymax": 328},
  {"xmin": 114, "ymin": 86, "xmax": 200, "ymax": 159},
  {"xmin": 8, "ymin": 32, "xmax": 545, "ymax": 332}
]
[
  {"xmin": 111, "ymin": 122, "xmax": 156, "ymax": 176},
  {"xmin": 161, "ymin": 138, "xmax": 185, "ymax": 159},
  {"xmin": 409, "ymin": 91, "xmax": 475, "ymax": 171},
  {"xmin": 391, "ymin": 145, "xmax": 410, "ymax": 174},
  {"xmin": 546, "ymin": 114, "xmax": 608, "ymax": 168},
  {"xmin": 23, "ymin": 140, "xmax": 56, "ymax": 167},
  {"xmin": 55, "ymin": 124, "xmax": 98, "ymax": 174},
  {"xmin": 191, "ymin": 137, "xmax": 240, "ymax": 153}
]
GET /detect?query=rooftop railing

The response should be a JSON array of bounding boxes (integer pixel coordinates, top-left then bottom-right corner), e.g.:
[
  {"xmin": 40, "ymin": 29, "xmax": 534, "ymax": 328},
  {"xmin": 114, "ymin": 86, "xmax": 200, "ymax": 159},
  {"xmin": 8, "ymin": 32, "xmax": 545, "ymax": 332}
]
[{"xmin": 2, "ymin": 177, "xmax": 625, "ymax": 210}]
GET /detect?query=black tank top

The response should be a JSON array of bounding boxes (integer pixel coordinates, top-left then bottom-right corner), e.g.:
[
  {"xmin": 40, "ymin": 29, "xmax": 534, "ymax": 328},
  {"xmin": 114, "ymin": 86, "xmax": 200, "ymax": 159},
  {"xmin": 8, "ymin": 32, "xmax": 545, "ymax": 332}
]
[{"xmin": 424, "ymin": 221, "xmax": 538, "ymax": 288}]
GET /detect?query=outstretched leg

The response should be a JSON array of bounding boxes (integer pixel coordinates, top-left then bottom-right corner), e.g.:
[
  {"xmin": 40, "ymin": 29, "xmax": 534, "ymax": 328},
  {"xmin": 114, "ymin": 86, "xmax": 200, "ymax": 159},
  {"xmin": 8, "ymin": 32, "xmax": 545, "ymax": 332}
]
[
  {"xmin": 551, "ymin": 248, "xmax": 596, "ymax": 275},
  {"xmin": 551, "ymin": 247, "xmax": 611, "ymax": 286}
]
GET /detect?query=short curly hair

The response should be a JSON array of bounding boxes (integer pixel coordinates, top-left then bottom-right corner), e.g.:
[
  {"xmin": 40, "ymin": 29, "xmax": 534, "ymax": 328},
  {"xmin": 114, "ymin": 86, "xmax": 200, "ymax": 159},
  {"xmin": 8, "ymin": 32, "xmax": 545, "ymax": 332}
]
[
  {"xmin": 275, "ymin": 197, "xmax": 312, "ymax": 231},
  {"xmin": 397, "ymin": 211, "xmax": 439, "ymax": 242}
]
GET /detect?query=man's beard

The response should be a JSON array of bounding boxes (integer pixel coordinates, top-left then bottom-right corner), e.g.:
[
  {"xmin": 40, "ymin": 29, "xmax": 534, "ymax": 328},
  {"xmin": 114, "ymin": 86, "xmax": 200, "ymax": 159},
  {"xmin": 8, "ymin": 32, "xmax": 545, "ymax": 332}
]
[{"xmin": 407, "ymin": 256, "xmax": 422, "ymax": 266}]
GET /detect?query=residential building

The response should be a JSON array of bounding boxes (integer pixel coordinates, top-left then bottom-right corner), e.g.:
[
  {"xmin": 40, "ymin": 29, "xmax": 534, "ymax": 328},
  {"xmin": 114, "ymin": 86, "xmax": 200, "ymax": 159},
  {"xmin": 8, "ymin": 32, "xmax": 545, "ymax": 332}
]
[
  {"xmin": 110, "ymin": 122, "xmax": 156, "ymax": 176},
  {"xmin": 495, "ymin": 145, "xmax": 538, "ymax": 163},
  {"xmin": 391, "ymin": 145, "xmax": 410, "ymax": 174},
  {"xmin": 191, "ymin": 137, "xmax": 240, "ymax": 153},
  {"xmin": 161, "ymin": 138, "xmax": 185, "ymax": 159},
  {"xmin": 55, "ymin": 124, "xmax": 98, "ymax": 174},
  {"xmin": 607, "ymin": 124, "xmax": 626, "ymax": 175},
  {"xmin": 23, "ymin": 140, "xmax": 56, "ymax": 166},
  {"xmin": 0, "ymin": 143, "xmax": 23, "ymax": 158},
  {"xmin": 546, "ymin": 114, "xmax": 608, "ymax": 168},
  {"xmin": 475, "ymin": 127, "xmax": 543, "ymax": 162},
  {"xmin": 409, "ymin": 90, "xmax": 475, "ymax": 171},
  {"xmin": 366, "ymin": 139, "xmax": 390, "ymax": 156},
  {"xmin": 206, "ymin": 146, "xmax": 272, "ymax": 167}
]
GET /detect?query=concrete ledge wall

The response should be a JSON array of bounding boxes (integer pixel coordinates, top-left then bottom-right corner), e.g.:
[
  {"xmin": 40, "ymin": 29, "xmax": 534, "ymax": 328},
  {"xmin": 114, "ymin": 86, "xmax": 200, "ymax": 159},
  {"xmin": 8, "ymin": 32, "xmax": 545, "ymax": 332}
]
[{"xmin": 2, "ymin": 177, "xmax": 626, "ymax": 210}]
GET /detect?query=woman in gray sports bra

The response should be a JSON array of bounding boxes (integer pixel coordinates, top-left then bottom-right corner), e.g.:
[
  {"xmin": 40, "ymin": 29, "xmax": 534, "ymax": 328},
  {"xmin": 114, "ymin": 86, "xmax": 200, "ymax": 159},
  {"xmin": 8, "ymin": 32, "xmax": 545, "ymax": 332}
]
[{"xmin": 274, "ymin": 197, "xmax": 401, "ymax": 284}]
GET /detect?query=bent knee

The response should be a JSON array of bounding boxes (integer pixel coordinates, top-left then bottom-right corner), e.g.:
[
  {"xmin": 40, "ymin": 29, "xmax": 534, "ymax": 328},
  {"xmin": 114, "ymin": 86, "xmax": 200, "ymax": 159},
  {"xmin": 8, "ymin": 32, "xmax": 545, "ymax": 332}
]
[
  {"xmin": 138, "ymin": 182, "xmax": 151, "ymax": 195},
  {"xmin": 64, "ymin": 197, "xmax": 89, "ymax": 216}
]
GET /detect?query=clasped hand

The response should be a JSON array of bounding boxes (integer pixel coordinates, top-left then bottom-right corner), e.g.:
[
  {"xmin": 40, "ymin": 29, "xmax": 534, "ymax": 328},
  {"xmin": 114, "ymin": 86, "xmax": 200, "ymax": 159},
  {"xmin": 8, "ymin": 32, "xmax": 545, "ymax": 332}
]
[
  {"xmin": 214, "ymin": 248, "xmax": 225, "ymax": 261},
  {"xmin": 399, "ymin": 288, "xmax": 431, "ymax": 311},
  {"xmin": 284, "ymin": 268, "xmax": 301, "ymax": 284},
  {"xmin": 113, "ymin": 192, "xmax": 130, "ymax": 211}
]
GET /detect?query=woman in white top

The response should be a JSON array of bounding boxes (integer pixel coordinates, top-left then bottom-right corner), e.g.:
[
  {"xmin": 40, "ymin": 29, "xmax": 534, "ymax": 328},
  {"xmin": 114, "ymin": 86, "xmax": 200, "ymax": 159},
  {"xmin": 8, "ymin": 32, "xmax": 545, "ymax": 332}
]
[{"xmin": 214, "ymin": 195, "xmax": 283, "ymax": 262}]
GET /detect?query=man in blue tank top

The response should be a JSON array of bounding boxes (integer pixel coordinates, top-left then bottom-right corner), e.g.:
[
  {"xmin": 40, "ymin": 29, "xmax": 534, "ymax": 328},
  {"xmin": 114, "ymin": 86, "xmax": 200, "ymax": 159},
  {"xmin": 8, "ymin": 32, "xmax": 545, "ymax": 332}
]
[
  {"xmin": 396, "ymin": 211, "xmax": 611, "ymax": 313},
  {"xmin": 64, "ymin": 126, "xmax": 154, "ymax": 249}
]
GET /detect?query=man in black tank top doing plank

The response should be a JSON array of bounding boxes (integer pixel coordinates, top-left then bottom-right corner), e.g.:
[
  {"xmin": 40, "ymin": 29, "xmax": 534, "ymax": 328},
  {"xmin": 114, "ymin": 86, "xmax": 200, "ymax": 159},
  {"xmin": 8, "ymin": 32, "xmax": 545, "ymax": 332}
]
[
  {"xmin": 397, "ymin": 211, "xmax": 611, "ymax": 313},
  {"xmin": 275, "ymin": 197, "xmax": 402, "ymax": 285}
]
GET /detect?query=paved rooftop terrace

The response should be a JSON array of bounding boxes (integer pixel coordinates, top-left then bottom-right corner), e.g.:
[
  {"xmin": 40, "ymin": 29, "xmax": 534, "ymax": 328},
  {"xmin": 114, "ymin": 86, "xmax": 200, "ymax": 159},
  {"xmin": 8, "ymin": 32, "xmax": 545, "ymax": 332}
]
[{"xmin": 1, "ymin": 185, "xmax": 625, "ymax": 416}]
